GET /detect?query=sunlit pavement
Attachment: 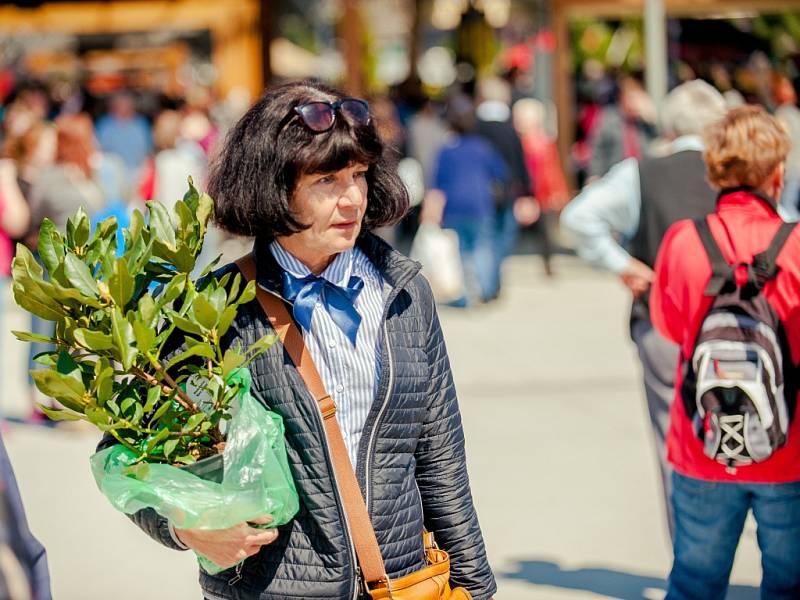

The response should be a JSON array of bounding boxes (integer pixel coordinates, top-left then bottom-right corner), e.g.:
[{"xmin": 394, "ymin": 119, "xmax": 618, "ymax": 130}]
[{"xmin": 2, "ymin": 254, "xmax": 761, "ymax": 599}]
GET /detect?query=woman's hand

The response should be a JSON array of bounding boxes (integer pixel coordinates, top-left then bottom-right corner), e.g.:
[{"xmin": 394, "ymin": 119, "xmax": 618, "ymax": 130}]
[{"xmin": 174, "ymin": 516, "xmax": 278, "ymax": 569}]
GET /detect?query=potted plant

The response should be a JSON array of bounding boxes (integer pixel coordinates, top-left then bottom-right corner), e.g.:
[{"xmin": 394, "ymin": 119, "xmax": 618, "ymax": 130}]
[{"xmin": 11, "ymin": 181, "xmax": 298, "ymax": 571}]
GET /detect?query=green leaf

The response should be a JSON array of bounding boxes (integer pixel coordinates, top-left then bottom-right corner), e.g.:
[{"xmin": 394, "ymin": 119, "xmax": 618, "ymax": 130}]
[
  {"xmin": 174, "ymin": 201, "xmax": 194, "ymax": 241},
  {"xmin": 56, "ymin": 350, "xmax": 81, "ymax": 380},
  {"xmin": 183, "ymin": 412, "xmax": 206, "ymax": 432},
  {"xmin": 132, "ymin": 321, "xmax": 156, "ymax": 354},
  {"xmin": 111, "ymin": 308, "xmax": 137, "ymax": 370},
  {"xmin": 170, "ymin": 313, "xmax": 204, "ymax": 335},
  {"xmin": 12, "ymin": 330, "xmax": 56, "ymax": 344},
  {"xmin": 12, "ymin": 282, "xmax": 64, "ymax": 321},
  {"xmin": 37, "ymin": 405, "xmax": 82, "ymax": 422},
  {"xmin": 63, "ymin": 253, "xmax": 98, "ymax": 298},
  {"xmin": 72, "ymin": 207, "xmax": 91, "ymax": 247},
  {"xmin": 121, "ymin": 396, "xmax": 136, "ymax": 415},
  {"xmin": 165, "ymin": 344, "xmax": 216, "ymax": 370},
  {"xmin": 147, "ymin": 201, "xmax": 176, "ymax": 250},
  {"xmin": 125, "ymin": 209, "xmax": 144, "ymax": 252},
  {"xmin": 31, "ymin": 370, "xmax": 85, "ymax": 412},
  {"xmin": 217, "ymin": 306, "xmax": 237, "ymax": 337},
  {"xmin": 209, "ymin": 287, "xmax": 227, "ymax": 316},
  {"xmin": 237, "ymin": 280, "xmax": 257, "ymax": 305},
  {"xmin": 109, "ymin": 257, "xmax": 134, "ymax": 308},
  {"xmin": 222, "ymin": 349, "xmax": 245, "ymax": 379},
  {"xmin": 138, "ymin": 295, "xmax": 159, "ymax": 328},
  {"xmin": 151, "ymin": 398, "xmax": 173, "ymax": 423},
  {"xmin": 95, "ymin": 369, "xmax": 114, "ymax": 404},
  {"xmin": 37, "ymin": 219, "xmax": 62, "ymax": 276},
  {"xmin": 192, "ymin": 294, "xmax": 219, "ymax": 330},
  {"xmin": 196, "ymin": 192, "xmax": 214, "ymax": 241},
  {"xmin": 245, "ymin": 334, "xmax": 277, "ymax": 359},
  {"xmin": 144, "ymin": 386, "xmax": 161, "ymax": 413},
  {"xmin": 163, "ymin": 438, "xmax": 179, "ymax": 459},
  {"xmin": 73, "ymin": 328, "xmax": 113, "ymax": 351},
  {"xmin": 161, "ymin": 274, "xmax": 186, "ymax": 305},
  {"xmin": 145, "ymin": 427, "xmax": 171, "ymax": 454},
  {"xmin": 226, "ymin": 273, "xmax": 242, "ymax": 305},
  {"xmin": 183, "ymin": 177, "xmax": 200, "ymax": 211},
  {"xmin": 199, "ymin": 254, "xmax": 223, "ymax": 279},
  {"xmin": 85, "ymin": 407, "xmax": 114, "ymax": 431}
]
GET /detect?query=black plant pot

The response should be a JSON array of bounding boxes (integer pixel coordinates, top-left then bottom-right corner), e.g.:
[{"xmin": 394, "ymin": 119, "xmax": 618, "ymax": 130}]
[{"xmin": 180, "ymin": 453, "xmax": 225, "ymax": 484}]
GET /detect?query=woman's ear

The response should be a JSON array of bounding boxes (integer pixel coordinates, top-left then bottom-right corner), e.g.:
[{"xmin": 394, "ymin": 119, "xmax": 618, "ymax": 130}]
[{"xmin": 770, "ymin": 162, "xmax": 786, "ymax": 200}]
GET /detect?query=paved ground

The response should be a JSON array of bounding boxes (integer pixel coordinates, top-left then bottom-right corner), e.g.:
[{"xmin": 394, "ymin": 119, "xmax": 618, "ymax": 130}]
[{"xmin": 1, "ymin": 254, "xmax": 762, "ymax": 599}]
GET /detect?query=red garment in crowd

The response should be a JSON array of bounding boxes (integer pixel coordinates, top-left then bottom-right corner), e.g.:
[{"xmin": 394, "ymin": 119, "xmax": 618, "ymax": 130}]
[
  {"xmin": 651, "ymin": 190, "xmax": 800, "ymax": 483},
  {"xmin": 520, "ymin": 132, "xmax": 568, "ymax": 211},
  {"xmin": 0, "ymin": 194, "xmax": 13, "ymax": 277}
]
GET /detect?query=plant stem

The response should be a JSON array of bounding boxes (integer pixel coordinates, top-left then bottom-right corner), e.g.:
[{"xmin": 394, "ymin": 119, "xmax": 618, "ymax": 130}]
[
  {"xmin": 138, "ymin": 359, "xmax": 199, "ymax": 415},
  {"xmin": 108, "ymin": 429, "xmax": 140, "ymax": 455}
]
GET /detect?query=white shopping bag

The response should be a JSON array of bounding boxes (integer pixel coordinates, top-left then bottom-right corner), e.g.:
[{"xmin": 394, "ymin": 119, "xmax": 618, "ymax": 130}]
[{"xmin": 410, "ymin": 223, "xmax": 465, "ymax": 303}]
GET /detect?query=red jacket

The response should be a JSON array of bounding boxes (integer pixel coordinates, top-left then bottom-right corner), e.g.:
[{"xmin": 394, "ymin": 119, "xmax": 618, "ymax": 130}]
[{"xmin": 651, "ymin": 189, "xmax": 800, "ymax": 482}]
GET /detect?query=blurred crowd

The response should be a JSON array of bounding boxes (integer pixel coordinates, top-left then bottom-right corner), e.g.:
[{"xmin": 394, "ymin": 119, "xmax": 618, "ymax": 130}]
[{"xmin": 4, "ymin": 55, "xmax": 800, "ymax": 423}]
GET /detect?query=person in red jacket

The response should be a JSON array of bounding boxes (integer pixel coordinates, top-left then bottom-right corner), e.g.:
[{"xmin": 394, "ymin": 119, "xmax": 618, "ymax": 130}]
[{"xmin": 651, "ymin": 105, "xmax": 800, "ymax": 600}]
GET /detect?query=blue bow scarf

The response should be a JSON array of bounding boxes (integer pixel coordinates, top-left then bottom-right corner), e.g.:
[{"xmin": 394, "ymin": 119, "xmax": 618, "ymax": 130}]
[{"xmin": 281, "ymin": 271, "xmax": 365, "ymax": 345}]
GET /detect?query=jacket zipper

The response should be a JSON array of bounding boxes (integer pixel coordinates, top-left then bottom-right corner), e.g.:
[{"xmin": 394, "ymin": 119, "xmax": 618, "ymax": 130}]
[
  {"xmin": 364, "ymin": 323, "xmax": 395, "ymax": 513},
  {"xmin": 256, "ymin": 284, "xmax": 360, "ymax": 600}
]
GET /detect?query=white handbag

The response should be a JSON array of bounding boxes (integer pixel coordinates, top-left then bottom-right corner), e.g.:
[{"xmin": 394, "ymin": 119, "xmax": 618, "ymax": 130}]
[{"xmin": 409, "ymin": 223, "xmax": 465, "ymax": 303}]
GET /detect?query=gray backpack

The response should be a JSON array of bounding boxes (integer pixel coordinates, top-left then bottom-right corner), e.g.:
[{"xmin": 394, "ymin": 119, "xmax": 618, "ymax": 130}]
[{"xmin": 682, "ymin": 217, "xmax": 798, "ymax": 471}]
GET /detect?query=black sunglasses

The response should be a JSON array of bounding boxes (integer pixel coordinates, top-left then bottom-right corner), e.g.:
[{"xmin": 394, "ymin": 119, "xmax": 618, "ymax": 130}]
[{"xmin": 293, "ymin": 98, "xmax": 371, "ymax": 132}]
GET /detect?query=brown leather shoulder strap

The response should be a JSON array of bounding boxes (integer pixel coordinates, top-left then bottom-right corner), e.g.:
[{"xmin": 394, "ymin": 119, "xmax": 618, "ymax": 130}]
[{"xmin": 235, "ymin": 254, "xmax": 388, "ymax": 585}]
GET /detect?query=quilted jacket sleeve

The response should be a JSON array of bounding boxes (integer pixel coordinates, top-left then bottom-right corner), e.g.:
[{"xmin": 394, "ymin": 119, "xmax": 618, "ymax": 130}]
[
  {"xmin": 414, "ymin": 278, "xmax": 496, "ymax": 600},
  {"xmin": 95, "ymin": 434, "xmax": 187, "ymax": 551}
]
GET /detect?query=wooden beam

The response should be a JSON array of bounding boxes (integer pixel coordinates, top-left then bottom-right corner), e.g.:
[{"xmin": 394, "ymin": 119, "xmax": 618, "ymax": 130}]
[
  {"xmin": 552, "ymin": 0, "xmax": 800, "ymax": 18},
  {"xmin": 0, "ymin": 0, "xmax": 263, "ymax": 99},
  {"xmin": 552, "ymin": 0, "xmax": 576, "ymax": 190}
]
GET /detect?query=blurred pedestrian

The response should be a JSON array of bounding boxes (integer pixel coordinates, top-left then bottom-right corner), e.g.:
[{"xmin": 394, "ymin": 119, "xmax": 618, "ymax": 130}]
[
  {"xmin": 513, "ymin": 98, "xmax": 568, "ymax": 276},
  {"xmin": 95, "ymin": 91, "xmax": 152, "ymax": 185},
  {"xmin": 475, "ymin": 76, "xmax": 537, "ymax": 298},
  {"xmin": 1, "ymin": 105, "xmax": 56, "ymax": 211},
  {"xmin": 0, "ymin": 430, "xmax": 52, "ymax": 600},
  {"xmin": 424, "ymin": 94, "xmax": 509, "ymax": 305},
  {"xmin": 589, "ymin": 77, "xmax": 657, "ymax": 179},
  {"xmin": 561, "ymin": 80, "xmax": 727, "ymax": 537},
  {"xmin": 774, "ymin": 75, "xmax": 800, "ymax": 220},
  {"xmin": 28, "ymin": 113, "xmax": 104, "ymax": 234},
  {"xmin": 407, "ymin": 98, "xmax": 448, "ymax": 188},
  {"xmin": 651, "ymin": 105, "xmax": 800, "ymax": 600},
  {"xmin": 26, "ymin": 114, "xmax": 103, "ymax": 420},
  {"xmin": 140, "ymin": 109, "xmax": 207, "ymax": 211}
]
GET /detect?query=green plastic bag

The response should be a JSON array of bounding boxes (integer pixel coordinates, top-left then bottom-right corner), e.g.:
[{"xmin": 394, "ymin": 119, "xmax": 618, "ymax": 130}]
[{"xmin": 90, "ymin": 368, "xmax": 299, "ymax": 573}]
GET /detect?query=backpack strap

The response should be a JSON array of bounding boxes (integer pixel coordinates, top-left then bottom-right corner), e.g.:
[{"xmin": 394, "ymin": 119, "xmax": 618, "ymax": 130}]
[
  {"xmin": 750, "ymin": 222, "xmax": 797, "ymax": 290},
  {"xmin": 693, "ymin": 217, "xmax": 735, "ymax": 296}
]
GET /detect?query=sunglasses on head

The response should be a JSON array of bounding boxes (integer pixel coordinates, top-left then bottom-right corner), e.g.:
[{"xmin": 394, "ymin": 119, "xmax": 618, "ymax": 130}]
[{"xmin": 293, "ymin": 98, "xmax": 371, "ymax": 132}]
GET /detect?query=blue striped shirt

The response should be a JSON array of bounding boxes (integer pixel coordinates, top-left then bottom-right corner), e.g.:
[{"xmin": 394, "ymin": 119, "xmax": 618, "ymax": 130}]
[{"xmin": 269, "ymin": 241, "xmax": 385, "ymax": 467}]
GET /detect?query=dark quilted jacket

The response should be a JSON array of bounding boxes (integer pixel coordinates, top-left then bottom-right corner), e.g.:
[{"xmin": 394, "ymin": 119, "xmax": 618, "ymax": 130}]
[{"xmin": 129, "ymin": 234, "xmax": 496, "ymax": 600}]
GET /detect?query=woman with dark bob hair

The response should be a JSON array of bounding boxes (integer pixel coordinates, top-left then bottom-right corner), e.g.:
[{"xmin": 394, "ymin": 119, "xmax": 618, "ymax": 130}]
[{"xmin": 127, "ymin": 80, "xmax": 496, "ymax": 600}]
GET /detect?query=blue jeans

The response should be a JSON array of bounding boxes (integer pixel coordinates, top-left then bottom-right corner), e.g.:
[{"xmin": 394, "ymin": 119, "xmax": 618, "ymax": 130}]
[
  {"xmin": 493, "ymin": 203, "xmax": 519, "ymax": 293},
  {"xmin": 668, "ymin": 472, "xmax": 800, "ymax": 600},
  {"xmin": 445, "ymin": 216, "xmax": 496, "ymax": 303}
]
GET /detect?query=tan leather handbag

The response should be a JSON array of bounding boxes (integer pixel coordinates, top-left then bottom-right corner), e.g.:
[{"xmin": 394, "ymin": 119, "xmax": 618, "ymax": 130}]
[{"xmin": 237, "ymin": 255, "xmax": 472, "ymax": 600}]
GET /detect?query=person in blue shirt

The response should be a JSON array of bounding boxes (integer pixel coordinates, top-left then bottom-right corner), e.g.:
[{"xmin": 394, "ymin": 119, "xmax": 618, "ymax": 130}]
[
  {"xmin": 95, "ymin": 92, "xmax": 152, "ymax": 185},
  {"xmin": 425, "ymin": 94, "xmax": 509, "ymax": 305}
]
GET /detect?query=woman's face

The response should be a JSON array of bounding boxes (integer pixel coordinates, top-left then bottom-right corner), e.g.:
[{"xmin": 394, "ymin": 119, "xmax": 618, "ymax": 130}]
[{"xmin": 279, "ymin": 162, "xmax": 369, "ymax": 270}]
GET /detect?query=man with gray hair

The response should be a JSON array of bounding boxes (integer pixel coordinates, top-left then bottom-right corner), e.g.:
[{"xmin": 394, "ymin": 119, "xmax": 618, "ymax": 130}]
[{"xmin": 561, "ymin": 79, "xmax": 726, "ymax": 537}]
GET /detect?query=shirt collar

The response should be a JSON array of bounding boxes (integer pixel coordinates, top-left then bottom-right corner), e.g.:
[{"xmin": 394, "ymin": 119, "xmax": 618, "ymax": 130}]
[
  {"xmin": 476, "ymin": 101, "xmax": 511, "ymax": 122},
  {"xmin": 269, "ymin": 240, "xmax": 354, "ymax": 287},
  {"xmin": 671, "ymin": 134, "xmax": 704, "ymax": 153}
]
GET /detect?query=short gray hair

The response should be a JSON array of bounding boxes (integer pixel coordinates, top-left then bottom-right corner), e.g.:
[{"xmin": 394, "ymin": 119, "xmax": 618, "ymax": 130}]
[{"xmin": 659, "ymin": 80, "xmax": 726, "ymax": 138}]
